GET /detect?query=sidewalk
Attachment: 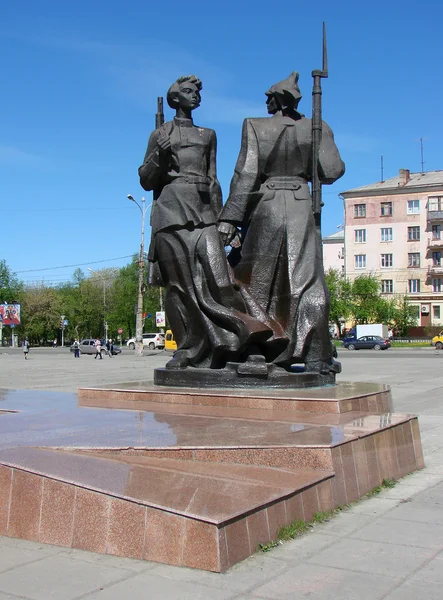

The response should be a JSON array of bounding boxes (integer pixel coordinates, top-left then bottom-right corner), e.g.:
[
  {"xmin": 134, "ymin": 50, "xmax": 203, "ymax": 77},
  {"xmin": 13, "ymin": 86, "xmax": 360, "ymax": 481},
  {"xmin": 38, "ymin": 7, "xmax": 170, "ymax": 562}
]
[{"xmin": 0, "ymin": 415, "xmax": 442, "ymax": 600}]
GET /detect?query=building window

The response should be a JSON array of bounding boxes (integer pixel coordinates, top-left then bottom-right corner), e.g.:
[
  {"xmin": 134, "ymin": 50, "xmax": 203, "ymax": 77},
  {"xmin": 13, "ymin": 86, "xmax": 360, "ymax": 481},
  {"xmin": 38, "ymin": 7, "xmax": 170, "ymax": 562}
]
[
  {"xmin": 381, "ymin": 279, "xmax": 393, "ymax": 294},
  {"xmin": 432, "ymin": 225, "xmax": 441, "ymax": 240},
  {"xmin": 433, "ymin": 252, "xmax": 442, "ymax": 267},
  {"xmin": 408, "ymin": 226, "xmax": 420, "ymax": 241},
  {"xmin": 407, "ymin": 199, "xmax": 420, "ymax": 214},
  {"xmin": 354, "ymin": 229, "xmax": 366, "ymax": 243},
  {"xmin": 381, "ymin": 227, "xmax": 393, "ymax": 242},
  {"xmin": 428, "ymin": 196, "xmax": 443, "ymax": 211},
  {"xmin": 354, "ymin": 204, "xmax": 366, "ymax": 218},
  {"xmin": 432, "ymin": 279, "xmax": 443, "ymax": 293},
  {"xmin": 434, "ymin": 305, "xmax": 441, "ymax": 319},
  {"xmin": 354, "ymin": 254, "xmax": 366, "ymax": 269},
  {"xmin": 381, "ymin": 253, "xmax": 393, "ymax": 268},
  {"xmin": 380, "ymin": 202, "xmax": 392, "ymax": 216},
  {"xmin": 408, "ymin": 252, "xmax": 420, "ymax": 267},
  {"xmin": 408, "ymin": 279, "xmax": 420, "ymax": 293}
]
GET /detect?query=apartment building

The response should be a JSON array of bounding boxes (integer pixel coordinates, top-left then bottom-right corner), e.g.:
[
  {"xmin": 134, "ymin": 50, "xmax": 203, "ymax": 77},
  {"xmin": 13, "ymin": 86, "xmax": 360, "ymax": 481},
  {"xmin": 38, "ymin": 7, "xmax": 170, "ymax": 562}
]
[
  {"xmin": 322, "ymin": 230, "xmax": 344, "ymax": 272},
  {"xmin": 341, "ymin": 169, "xmax": 443, "ymax": 327}
]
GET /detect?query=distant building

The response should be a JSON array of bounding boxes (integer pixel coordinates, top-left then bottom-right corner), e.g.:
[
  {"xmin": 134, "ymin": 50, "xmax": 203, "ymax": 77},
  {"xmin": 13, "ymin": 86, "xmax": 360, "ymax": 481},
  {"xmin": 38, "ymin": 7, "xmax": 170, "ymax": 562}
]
[
  {"xmin": 322, "ymin": 230, "xmax": 344, "ymax": 272},
  {"xmin": 341, "ymin": 169, "xmax": 443, "ymax": 327}
]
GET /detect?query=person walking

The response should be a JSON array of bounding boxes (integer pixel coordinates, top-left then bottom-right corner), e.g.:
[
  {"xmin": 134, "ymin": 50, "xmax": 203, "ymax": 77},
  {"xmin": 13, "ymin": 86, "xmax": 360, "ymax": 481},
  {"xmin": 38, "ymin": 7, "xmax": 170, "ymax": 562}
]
[
  {"xmin": 73, "ymin": 338, "xmax": 80, "ymax": 358},
  {"xmin": 52, "ymin": 338, "xmax": 57, "ymax": 349},
  {"xmin": 94, "ymin": 338, "xmax": 102, "ymax": 359},
  {"xmin": 23, "ymin": 338, "xmax": 30, "ymax": 359},
  {"xmin": 106, "ymin": 339, "xmax": 113, "ymax": 358}
]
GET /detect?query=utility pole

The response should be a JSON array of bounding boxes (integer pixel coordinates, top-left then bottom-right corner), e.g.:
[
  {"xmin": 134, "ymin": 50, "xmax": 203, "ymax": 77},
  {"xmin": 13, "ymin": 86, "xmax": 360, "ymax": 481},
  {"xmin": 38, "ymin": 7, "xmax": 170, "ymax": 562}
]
[
  {"xmin": 87, "ymin": 268, "xmax": 116, "ymax": 342},
  {"xmin": 127, "ymin": 195, "xmax": 151, "ymax": 355}
]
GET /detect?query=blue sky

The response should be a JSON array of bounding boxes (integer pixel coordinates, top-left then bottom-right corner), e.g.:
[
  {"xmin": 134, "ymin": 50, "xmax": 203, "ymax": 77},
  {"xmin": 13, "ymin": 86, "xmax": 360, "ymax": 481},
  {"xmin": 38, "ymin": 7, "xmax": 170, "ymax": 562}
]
[{"xmin": 1, "ymin": 0, "xmax": 442, "ymax": 286}]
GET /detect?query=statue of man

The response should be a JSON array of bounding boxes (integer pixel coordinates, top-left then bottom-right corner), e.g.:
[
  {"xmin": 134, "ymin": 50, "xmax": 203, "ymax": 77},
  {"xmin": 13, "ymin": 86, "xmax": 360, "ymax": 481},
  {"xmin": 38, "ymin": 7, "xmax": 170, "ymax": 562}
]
[
  {"xmin": 138, "ymin": 75, "xmax": 272, "ymax": 370},
  {"xmin": 218, "ymin": 72, "xmax": 345, "ymax": 374}
]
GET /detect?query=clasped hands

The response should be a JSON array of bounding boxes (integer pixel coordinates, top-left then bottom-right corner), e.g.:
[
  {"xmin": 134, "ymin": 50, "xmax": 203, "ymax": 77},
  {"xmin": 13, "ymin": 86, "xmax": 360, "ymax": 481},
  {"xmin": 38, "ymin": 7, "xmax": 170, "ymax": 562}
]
[{"xmin": 218, "ymin": 222, "xmax": 241, "ymax": 248}]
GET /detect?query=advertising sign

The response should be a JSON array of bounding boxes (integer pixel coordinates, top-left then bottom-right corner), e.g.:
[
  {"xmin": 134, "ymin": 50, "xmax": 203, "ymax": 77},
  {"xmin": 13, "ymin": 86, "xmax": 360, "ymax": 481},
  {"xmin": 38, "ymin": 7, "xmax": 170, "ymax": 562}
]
[
  {"xmin": 0, "ymin": 304, "xmax": 21, "ymax": 325},
  {"xmin": 155, "ymin": 311, "xmax": 166, "ymax": 328}
]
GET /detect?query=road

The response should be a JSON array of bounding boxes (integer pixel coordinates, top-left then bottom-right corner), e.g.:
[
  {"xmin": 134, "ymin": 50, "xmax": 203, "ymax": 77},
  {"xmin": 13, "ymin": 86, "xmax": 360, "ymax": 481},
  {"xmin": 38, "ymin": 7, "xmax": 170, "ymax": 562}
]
[{"xmin": 1, "ymin": 346, "xmax": 442, "ymax": 416}]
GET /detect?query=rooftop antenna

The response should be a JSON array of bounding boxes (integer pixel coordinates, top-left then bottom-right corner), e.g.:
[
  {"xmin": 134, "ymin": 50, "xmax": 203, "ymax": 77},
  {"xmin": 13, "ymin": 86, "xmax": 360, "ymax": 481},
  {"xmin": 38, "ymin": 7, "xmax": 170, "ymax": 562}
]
[
  {"xmin": 420, "ymin": 137, "xmax": 425, "ymax": 174},
  {"xmin": 380, "ymin": 155, "xmax": 384, "ymax": 182}
]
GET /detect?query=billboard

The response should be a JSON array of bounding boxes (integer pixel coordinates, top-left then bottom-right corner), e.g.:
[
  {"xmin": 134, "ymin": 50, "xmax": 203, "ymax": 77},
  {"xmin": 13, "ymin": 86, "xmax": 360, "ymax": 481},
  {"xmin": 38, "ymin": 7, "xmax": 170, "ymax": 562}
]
[
  {"xmin": 156, "ymin": 311, "xmax": 166, "ymax": 327},
  {"xmin": 0, "ymin": 304, "xmax": 21, "ymax": 325}
]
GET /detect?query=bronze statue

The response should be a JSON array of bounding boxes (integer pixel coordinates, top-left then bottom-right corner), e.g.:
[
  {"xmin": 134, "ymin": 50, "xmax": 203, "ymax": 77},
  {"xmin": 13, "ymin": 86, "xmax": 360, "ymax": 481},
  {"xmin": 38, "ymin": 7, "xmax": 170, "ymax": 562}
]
[
  {"xmin": 138, "ymin": 75, "xmax": 272, "ymax": 371},
  {"xmin": 218, "ymin": 71, "xmax": 345, "ymax": 375}
]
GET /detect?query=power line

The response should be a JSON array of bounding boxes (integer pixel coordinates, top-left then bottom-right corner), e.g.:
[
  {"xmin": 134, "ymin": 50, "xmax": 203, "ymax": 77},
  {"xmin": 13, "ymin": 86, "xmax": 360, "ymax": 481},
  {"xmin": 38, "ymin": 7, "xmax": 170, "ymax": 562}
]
[{"xmin": 15, "ymin": 255, "xmax": 134, "ymax": 274}]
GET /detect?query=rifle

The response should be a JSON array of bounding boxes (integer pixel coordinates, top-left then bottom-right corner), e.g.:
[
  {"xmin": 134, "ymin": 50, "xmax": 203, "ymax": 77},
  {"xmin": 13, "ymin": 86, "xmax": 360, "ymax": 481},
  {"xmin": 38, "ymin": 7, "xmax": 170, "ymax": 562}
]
[
  {"xmin": 311, "ymin": 22, "xmax": 328, "ymax": 241},
  {"xmin": 155, "ymin": 96, "xmax": 164, "ymax": 129},
  {"xmin": 153, "ymin": 97, "xmax": 165, "ymax": 203}
]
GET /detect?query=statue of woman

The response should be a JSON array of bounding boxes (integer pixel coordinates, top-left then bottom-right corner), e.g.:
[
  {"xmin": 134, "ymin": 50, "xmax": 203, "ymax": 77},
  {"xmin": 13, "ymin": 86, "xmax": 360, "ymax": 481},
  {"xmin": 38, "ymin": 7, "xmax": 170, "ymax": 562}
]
[
  {"xmin": 218, "ymin": 73, "xmax": 345, "ymax": 374},
  {"xmin": 139, "ymin": 75, "xmax": 272, "ymax": 370}
]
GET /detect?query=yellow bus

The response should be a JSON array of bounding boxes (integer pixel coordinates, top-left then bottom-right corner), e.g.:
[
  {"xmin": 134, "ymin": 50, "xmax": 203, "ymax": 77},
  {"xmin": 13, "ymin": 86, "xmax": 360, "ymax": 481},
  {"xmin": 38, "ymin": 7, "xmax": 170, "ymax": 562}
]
[{"xmin": 165, "ymin": 330, "xmax": 177, "ymax": 351}]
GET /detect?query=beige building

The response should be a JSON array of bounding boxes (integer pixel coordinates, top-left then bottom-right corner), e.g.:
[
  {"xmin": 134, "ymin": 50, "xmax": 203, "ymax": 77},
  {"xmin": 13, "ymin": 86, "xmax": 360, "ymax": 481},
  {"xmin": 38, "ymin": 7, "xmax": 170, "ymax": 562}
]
[{"xmin": 341, "ymin": 169, "xmax": 443, "ymax": 327}]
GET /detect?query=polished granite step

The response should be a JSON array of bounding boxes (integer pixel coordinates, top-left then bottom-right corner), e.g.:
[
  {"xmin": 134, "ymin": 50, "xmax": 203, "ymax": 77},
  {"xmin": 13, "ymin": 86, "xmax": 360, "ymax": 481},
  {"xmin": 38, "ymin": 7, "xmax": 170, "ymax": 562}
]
[{"xmin": 0, "ymin": 388, "xmax": 424, "ymax": 571}]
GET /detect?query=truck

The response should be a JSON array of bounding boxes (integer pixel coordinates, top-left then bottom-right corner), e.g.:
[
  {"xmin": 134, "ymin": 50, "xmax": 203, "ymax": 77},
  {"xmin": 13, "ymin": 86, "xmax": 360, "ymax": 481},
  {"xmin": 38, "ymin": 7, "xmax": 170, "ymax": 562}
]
[{"xmin": 346, "ymin": 324, "xmax": 389, "ymax": 340}]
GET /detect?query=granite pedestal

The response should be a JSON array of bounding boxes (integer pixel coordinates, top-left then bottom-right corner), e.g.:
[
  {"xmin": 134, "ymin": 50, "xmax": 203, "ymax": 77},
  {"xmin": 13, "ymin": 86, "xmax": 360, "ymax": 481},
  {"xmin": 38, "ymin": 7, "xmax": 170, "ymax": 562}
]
[{"xmin": 0, "ymin": 384, "xmax": 423, "ymax": 572}]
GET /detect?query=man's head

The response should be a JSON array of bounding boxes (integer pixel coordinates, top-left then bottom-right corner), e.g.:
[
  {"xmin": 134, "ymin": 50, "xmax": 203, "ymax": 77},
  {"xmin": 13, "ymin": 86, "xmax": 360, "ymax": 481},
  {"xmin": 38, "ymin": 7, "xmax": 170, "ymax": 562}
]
[
  {"xmin": 265, "ymin": 72, "xmax": 302, "ymax": 115},
  {"xmin": 167, "ymin": 75, "xmax": 202, "ymax": 111}
]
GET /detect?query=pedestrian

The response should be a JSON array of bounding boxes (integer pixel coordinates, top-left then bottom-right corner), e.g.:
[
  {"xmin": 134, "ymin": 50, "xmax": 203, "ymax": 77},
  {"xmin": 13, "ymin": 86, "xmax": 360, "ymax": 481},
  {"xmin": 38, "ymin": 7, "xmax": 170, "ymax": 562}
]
[
  {"xmin": 23, "ymin": 338, "xmax": 30, "ymax": 359},
  {"xmin": 73, "ymin": 338, "xmax": 80, "ymax": 358},
  {"xmin": 94, "ymin": 338, "xmax": 102, "ymax": 359},
  {"xmin": 52, "ymin": 338, "xmax": 57, "ymax": 349},
  {"xmin": 106, "ymin": 338, "xmax": 113, "ymax": 358}
]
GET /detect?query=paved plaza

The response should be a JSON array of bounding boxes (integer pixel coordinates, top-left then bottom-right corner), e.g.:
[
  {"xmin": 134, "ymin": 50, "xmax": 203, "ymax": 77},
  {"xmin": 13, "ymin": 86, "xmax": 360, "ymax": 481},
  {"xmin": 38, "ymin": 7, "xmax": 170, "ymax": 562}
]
[{"xmin": 1, "ymin": 347, "xmax": 443, "ymax": 599}]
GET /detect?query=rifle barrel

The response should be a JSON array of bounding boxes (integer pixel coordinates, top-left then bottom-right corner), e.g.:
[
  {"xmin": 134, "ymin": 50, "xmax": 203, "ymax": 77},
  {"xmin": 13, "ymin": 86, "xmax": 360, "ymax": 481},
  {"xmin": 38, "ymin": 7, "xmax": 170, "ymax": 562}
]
[{"xmin": 155, "ymin": 96, "xmax": 165, "ymax": 129}]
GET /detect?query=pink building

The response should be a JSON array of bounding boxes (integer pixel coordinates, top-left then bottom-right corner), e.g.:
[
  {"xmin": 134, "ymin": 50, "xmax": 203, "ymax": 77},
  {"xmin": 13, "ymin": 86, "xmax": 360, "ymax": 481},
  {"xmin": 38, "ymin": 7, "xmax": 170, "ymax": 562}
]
[{"xmin": 341, "ymin": 169, "xmax": 443, "ymax": 327}]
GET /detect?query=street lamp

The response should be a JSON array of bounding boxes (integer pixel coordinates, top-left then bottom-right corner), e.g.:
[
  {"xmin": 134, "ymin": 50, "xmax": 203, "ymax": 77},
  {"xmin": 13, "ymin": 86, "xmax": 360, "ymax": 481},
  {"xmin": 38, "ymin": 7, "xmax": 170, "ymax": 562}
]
[{"xmin": 127, "ymin": 194, "xmax": 151, "ymax": 355}]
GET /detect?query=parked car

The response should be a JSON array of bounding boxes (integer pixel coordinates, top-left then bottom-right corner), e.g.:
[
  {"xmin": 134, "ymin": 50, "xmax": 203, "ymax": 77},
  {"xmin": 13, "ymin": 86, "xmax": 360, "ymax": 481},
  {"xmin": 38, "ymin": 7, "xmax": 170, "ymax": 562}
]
[
  {"xmin": 69, "ymin": 339, "xmax": 121, "ymax": 356},
  {"xmin": 431, "ymin": 331, "xmax": 443, "ymax": 349},
  {"xmin": 342, "ymin": 335, "xmax": 391, "ymax": 351},
  {"xmin": 165, "ymin": 329, "xmax": 177, "ymax": 351},
  {"xmin": 126, "ymin": 333, "xmax": 165, "ymax": 350}
]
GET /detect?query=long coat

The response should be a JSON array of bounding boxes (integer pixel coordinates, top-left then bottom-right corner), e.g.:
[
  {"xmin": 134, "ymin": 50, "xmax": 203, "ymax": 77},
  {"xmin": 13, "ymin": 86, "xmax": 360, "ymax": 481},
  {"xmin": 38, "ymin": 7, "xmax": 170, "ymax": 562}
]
[
  {"xmin": 220, "ymin": 114, "xmax": 345, "ymax": 367},
  {"xmin": 138, "ymin": 118, "xmax": 272, "ymax": 368}
]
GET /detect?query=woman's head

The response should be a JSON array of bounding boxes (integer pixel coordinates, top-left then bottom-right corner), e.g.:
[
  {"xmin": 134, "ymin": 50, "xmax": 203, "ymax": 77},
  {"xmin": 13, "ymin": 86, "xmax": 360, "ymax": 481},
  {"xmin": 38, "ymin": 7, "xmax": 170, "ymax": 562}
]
[{"xmin": 167, "ymin": 75, "xmax": 202, "ymax": 111}]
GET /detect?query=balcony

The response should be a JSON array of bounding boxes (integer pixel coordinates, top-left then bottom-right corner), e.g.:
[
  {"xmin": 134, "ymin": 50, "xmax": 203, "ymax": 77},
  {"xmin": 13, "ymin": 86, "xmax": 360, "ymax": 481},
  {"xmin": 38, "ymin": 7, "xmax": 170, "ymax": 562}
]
[
  {"xmin": 427, "ymin": 264, "xmax": 443, "ymax": 281},
  {"xmin": 427, "ymin": 210, "xmax": 443, "ymax": 224},
  {"xmin": 426, "ymin": 239, "xmax": 443, "ymax": 257}
]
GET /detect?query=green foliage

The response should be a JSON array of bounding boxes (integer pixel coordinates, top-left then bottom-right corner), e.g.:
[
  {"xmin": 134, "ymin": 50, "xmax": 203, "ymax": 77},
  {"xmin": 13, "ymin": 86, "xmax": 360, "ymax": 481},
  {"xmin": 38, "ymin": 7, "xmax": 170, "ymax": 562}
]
[
  {"xmin": 21, "ymin": 284, "xmax": 62, "ymax": 343},
  {"xmin": 324, "ymin": 268, "xmax": 352, "ymax": 334},
  {"xmin": 325, "ymin": 270, "xmax": 418, "ymax": 334},
  {"xmin": 0, "ymin": 259, "xmax": 23, "ymax": 303},
  {"xmin": 391, "ymin": 295, "xmax": 419, "ymax": 336},
  {"xmin": 258, "ymin": 540, "xmax": 279, "ymax": 552}
]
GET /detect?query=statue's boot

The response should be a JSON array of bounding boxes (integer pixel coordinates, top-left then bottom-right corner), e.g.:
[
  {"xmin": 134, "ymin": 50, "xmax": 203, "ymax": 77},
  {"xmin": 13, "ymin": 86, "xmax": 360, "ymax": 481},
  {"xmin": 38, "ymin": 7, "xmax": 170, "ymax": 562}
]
[
  {"xmin": 166, "ymin": 351, "xmax": 189, "ymax": 370},
  {"xmin": 305, "ymin": 359, "xmax": 342, "ymax": 374}
]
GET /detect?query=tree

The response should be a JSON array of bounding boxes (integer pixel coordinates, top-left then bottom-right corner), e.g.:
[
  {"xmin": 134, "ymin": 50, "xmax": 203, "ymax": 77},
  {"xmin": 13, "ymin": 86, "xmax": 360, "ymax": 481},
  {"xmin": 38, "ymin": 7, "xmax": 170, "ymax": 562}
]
[
  {"xmin": 391, "ymin": 295, "xmax": 419, "ymax": 336},
  {"xmin": 324, "ymin": 269, "xmax": 352, "ymax": 334},
  {"xmin": 106, "ymin": 258, "xmax": 163, "ymax": 340},
  {"xmin": 0, "ymin": 259, "xmax": 22, "ymax": 303},
  {"xmin": 21, "ymin": 284, "xmax": 62, "ymax": 343}
]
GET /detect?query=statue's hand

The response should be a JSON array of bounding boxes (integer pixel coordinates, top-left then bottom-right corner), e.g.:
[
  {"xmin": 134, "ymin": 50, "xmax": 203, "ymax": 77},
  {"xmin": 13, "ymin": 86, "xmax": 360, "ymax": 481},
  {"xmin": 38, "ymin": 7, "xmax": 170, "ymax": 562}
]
[
  {"xmin": 157, "ymin": 132, "xmax": 171, "ymax": 152},
  {"xmin": 218, "ymin": 221, "xmax": 238, "ymax": 247}
]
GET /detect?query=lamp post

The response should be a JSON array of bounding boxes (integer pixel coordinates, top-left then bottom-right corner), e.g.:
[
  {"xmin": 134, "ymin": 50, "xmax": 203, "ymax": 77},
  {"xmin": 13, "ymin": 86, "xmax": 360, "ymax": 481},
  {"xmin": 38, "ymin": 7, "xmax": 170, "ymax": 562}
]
[
  {"xmin": 127, "ymin": 195, "xmax": 151, "ymax": 355},
  {"xmin": 87, "ymin": 268, "xmax": 110, "ymax": 342}
]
